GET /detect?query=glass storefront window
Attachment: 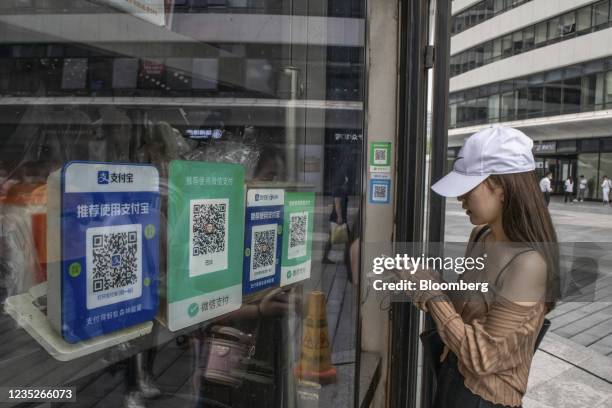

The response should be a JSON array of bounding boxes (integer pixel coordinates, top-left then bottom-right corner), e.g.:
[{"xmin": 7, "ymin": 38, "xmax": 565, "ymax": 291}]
[
  {"xmin": 599, "ymin": 153, "xmax": 612, "ymax": 199},
  {"xmin": 0, "ymin": 3, "xmax": 366, "ymax": 407}
]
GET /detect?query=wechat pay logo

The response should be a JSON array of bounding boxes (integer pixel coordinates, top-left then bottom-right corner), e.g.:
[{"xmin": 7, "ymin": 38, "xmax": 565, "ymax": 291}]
[{"xmin": 188, "ymin": 303, "xmax": 199, "ymax": 317}]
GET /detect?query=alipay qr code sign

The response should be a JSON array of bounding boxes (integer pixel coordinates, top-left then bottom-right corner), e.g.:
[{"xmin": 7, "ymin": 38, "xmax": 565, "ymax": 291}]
[
  {"xmin": 281, "ymin": 192, "xmax": 315, "ymax": 287},
  {"xmin": 167, "ymin": 161, "xmax": 245, "ymax": 331},
  {"xmin": 369, "ymin": 179, "xmax": 391, "ymax": 204},
  {"xmin": 47, "ymin": 162, "xmax": 160, "ymax": 343},
  {"xmin": 243, "ymin": 189, "xmax": 284, "ymax": 294}
]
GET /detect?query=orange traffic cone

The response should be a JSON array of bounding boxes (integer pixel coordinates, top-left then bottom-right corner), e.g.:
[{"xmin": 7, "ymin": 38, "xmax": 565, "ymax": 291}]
[{"xmin": 294, "ymin": 291, "xmax": 337, "ymax": 384}]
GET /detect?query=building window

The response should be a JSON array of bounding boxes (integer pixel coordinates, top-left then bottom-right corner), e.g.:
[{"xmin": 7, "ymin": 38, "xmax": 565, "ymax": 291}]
[
  {"xmin": 548, "ymin": 16, "xmax": 561, "ymax": 41},
  {"xmin": 563, "ymin": 67, "xmax": 582, "ymax": 113},
  {"xmin": 535, "ymin": 21, "xmax": 548, "ymax": 45},
  {"xmin": 581, "ymin": 72, "xmax": 605, "ymax": 110},
  {"xmin": 449, "ymin": 57, "xmax": 612, "ymax": 128},
  {"xmin": 593, "ymin": 0, "xmax": 609, "ymax": 27},
  {"xmin": 512, "ymin": 31, "xmax": 523, "ymax": 54},
  {"xmin": 523, "ymin": 26, "xmax": 535, "ymax": 51},
  {"xmin": 605, "ymin": 71, "xmax": 612, "ymax": 105},
  {"xmin": 488, "ymin": 94, "xmax": 500, "ymax": 121},
  {"xmin": 577, "ymin": 6, "xmax": 592, "ymax": 32},
  {"xmin": 577, "ymin": 153, "xmax": 600, "ymax": 199},
  {"xmin": 500, "ymin": 91, "xmax": 516, "ymax": 120},
  {"xmin": 450, "ymin": 1, "xmax": 610, "ymax": 78},
  {"xmin": 544, "ymin": 70, "xmax": 563, "ymax": 114},
  {"xmin": 502, "ymin": 34, "xmax": 513, "ymax": 58},
  {"xmin": 560, "ymin": 12, "xmax": 576, "ymax": 36}
]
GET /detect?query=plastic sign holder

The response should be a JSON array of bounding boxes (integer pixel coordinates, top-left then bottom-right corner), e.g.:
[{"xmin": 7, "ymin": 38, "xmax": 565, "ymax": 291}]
[
  {"xmin": 164, "ymin": 160, "xmax": 245, "ymax": 332},
  {"xmin": 46, "ymin": 162, "xmax": 160, "ymax": 344},
  {"xmin": 5, "ymin": 283, "xmax": 152, "ymax": 361}
]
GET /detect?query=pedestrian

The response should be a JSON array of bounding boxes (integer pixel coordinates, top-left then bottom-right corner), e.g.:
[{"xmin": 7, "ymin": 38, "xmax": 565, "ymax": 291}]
[
  {"xmin": 577, "ymin": 175, "xmax": 587, "ymax": 202},
  {"xmin": 401, "ymin": 126, "xmax": 559, "ymax": 408},
  {"xmin": 322, "ymin": 157, "xmax": 350, "ymax": 264},
  {"xmin": 539, "ymin": 171, "xmax": 553, "ymax": 207},
  {"xmin": 563, "ymin": 176, "xmax": 573, "ymax": 203},
  {"xmin": 602, "ymin": 175, "xmax": 611, "ymax": 206}
]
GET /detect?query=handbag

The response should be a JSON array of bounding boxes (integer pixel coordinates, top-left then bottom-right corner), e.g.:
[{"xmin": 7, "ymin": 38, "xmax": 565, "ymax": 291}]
[
  {"xmin": 420, "ymin": 318, "xmax": 552, "ymax": 378},
  {"xmin": 420, "ymin": 327, "xmax": 445, "ymax": 377},
  {"xmin": 330, "ymin": 222, "xmax": 349, "ymax": 245}
]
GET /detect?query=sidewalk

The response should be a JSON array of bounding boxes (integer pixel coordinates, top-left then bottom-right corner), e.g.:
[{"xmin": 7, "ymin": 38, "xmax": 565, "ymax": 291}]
[{"xmin": 525, "ymin": 332, "xmax": 612, "ymax": 408}]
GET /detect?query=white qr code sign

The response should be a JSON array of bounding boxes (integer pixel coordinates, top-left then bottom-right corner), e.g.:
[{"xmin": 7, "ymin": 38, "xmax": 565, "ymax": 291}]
[
  {"xmin": 189, "ymin": 198, "xmax": 229, "ymax": 277},
  {"xmin": 86, "ymin": 224, "xmax": 142, "ymax": 309},
  {"xmin": 249, "ymin": 223, "xmax": 278, "ymax": 281}
]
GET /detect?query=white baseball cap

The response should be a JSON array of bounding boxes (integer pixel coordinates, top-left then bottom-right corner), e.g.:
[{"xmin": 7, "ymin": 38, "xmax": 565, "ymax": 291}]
[{"xmin": 431, "ymin": 126, "xmax": 535, "ymax": 197}]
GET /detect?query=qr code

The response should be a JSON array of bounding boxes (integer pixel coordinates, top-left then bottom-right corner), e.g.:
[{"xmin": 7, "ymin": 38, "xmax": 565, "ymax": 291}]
[
  {"xmin": 290, "ymin": 214, "xmax": 307, "ymax": 248},
  {"xmin": 86, "ymin": 224, "xmax": 142, "ymax": 309},
  {"xmin": 374, "ymin": 148, "xmax": 387, "ymax": 162},
  {"xmin": 253, "ymin": 229, "xmax": 276, "ymax": 270},
  {"xmin": 374, "ymin": 185, "xmax": 387, "ymax": 198},
  {"xmin": 192, "ymin": 202, "xmax": 226, "ymax": 256},
  {"xmin": 189, "ymin": 198, "xmax": 229, "ymax": 277},
  {"xmin": 250, "ymin": 224, "xmax": 277, "ymax": 280},
  {"xmin": 288, "ymin": 212, "xmax": 308, "ymax": 260}
]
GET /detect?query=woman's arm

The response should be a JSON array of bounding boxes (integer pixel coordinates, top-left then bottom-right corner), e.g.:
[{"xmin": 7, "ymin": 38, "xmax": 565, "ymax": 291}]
[{"xmin": 425, "ymin": 252, "xmax": 547, "ymax": 376}]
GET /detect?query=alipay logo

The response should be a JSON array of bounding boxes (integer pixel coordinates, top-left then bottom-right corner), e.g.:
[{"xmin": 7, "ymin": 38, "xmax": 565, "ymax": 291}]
[{"xmin": 97, "ymin": 171, "xmax": 110, "ymax": 184}]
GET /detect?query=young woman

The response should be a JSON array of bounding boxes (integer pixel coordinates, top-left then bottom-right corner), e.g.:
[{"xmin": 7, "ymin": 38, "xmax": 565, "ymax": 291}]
[{"xmin": 406, "ymin": 126, "xmax": 560, "ymax": 408}]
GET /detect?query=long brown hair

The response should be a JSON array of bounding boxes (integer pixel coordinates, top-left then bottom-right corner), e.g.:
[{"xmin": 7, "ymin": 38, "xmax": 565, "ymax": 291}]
[{"xmin": 489, "ymin": 172, "xmax": 560, "ymax": 312}]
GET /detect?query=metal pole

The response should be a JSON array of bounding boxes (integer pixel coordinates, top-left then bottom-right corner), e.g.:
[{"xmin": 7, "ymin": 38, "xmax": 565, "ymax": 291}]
[
  {"xmin": 390, "ymin": 0, "xmax": 430, "ymax": 407},
  {"xmin": 284, "ymin": 66, "xmax": 299, "ymax": 183},
  {"xmin": 422, "ymin": 0, "xmax": 452, "ymax": 406}
]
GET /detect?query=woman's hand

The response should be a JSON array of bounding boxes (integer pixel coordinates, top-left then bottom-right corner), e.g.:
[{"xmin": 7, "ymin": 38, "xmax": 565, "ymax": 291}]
[
  {"xmin": 393, "ymin": 267, "xmax": 445, "ymax": 311},
  {"xmin": 258, "ymin": 288, "xmax": 302, "ymax": 318}
]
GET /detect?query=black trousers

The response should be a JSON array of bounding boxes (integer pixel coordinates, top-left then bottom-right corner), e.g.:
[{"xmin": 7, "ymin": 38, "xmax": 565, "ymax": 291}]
[
  {"xmin": 433, "ymin": 354, "xmax": 518, "ymax": 408},
  {"xmin": 543, "ymin": 192, "xmax": 550, "ymax": 207}
]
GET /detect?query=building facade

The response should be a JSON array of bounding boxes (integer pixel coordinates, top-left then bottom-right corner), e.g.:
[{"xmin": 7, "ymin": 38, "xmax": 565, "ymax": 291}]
[{"xmin": 449, "ymin": 0, "xmax": 612, "ymax": 198}]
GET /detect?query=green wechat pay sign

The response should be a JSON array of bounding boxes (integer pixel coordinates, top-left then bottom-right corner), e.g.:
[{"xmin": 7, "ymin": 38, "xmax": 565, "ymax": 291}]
[
  {"xmin": 167, "ymin": 160, "xmax": 245, "ymax": 331},
  {"xmin": 369, "ymin": 142, "xmax": 391, "ymax": 170}
]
